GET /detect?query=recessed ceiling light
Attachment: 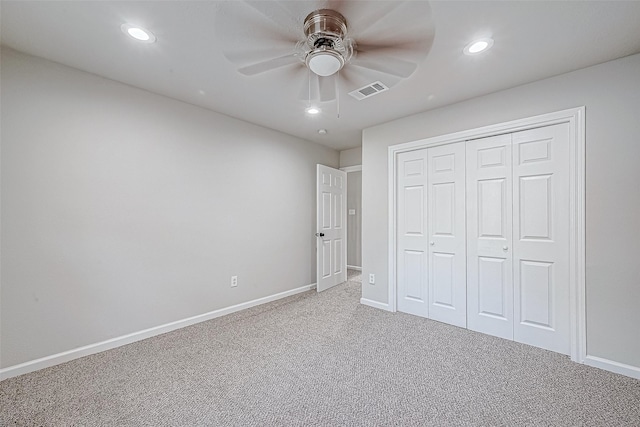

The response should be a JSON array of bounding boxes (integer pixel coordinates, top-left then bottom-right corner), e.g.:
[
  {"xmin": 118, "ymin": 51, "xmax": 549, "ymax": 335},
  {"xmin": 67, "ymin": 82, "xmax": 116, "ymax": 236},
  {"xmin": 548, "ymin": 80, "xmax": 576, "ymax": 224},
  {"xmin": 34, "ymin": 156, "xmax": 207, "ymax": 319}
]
[
  {"xmin": 121, "ymin": 24, "xmax": 156, "ymax": 43},
  {"xmin": 463, "ymin": 38, "xmax": 493, "ymax": 55},
  {"xmin": 306, "ymin": 107, "xmax": 321, "ymax": 115},
  {"xmin": 318, "ymin": 129, "xmax": 328, "ymax": 135}
]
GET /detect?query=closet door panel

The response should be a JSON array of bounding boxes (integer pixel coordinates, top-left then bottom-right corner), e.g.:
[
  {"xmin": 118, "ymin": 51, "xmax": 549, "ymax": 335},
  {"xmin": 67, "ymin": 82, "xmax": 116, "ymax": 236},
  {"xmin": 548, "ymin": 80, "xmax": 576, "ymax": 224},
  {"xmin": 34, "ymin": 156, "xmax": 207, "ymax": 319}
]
[
  {"xmin": 427, "ymin": 142, "xmax": 467, "ymax": 327},
  {"xmin": 477, "ymin": 256, "xmax": 509, "ymax": 319},
  {"xmin": 396, "ymin": 149, "xmax": 429, "ymax": 318},
  {"xmin": 467, "ymin": 134, "xmax": 514, "ymax": 340},
  {"xmin": 512, "ymin": 124, "xmax": 570, "ymax": 355}
]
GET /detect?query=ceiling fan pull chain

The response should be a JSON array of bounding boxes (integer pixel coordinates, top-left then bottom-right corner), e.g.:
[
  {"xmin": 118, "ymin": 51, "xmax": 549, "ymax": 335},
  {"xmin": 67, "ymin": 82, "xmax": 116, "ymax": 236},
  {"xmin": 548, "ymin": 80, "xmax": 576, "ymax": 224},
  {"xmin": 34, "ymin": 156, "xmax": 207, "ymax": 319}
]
[
  {"xmin": 308, "ymin": 67, "xmax": 311, "ymax": 107},
  {"xmin": 337, "ymin": 70, "xmax": 341, "ymax": 119}
]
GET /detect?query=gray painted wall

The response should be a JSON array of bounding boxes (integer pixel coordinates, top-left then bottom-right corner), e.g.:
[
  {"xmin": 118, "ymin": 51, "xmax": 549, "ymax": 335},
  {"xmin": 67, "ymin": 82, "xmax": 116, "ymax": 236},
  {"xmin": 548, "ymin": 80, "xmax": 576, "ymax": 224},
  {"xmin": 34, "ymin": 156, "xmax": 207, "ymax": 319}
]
[
  {"xmin": 339, "ymin": 147, "xmax": 362, "ymax": 168},
  {"xmin": 0, "ymin": 48, "xmax": 339, "ymax": 368},
  {"xmin": 346, "ymin": 171, "xmax": 362, "ymax": 268},
  {"xmin": 361, "ymin": 53, "xmax": 640, "ymax": 368}
]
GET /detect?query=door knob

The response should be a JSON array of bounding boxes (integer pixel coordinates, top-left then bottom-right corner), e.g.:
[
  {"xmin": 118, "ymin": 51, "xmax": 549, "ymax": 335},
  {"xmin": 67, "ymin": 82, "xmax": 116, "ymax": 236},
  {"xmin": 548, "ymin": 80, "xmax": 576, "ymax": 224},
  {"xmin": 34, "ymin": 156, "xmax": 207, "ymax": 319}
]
[
  {"xmin": 430, "ymin": 241, "xmax": 435, "ymax": 246},
  {"xmin": 503, "ymin": 245, "xmax": 509, "ymax": 251},
  {"xmin": 316, "ymin": 233, "xmax": 325, "ymax": 237}
]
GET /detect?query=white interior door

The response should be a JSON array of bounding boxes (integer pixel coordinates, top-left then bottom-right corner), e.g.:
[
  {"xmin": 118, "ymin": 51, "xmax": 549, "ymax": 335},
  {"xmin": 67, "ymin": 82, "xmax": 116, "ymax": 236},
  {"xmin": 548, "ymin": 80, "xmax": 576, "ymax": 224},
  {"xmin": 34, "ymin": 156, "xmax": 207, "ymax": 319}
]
[
  {"xmin": 512, "ymin": 124, "xmax": 570, "ymax": 355},
  {"xmin": 316, "ymin": 164, "xmax": 347, "ymax": 292},
  {"xmin": 427, "ymin": 142, "xmax": 467, "ymax": 327},
  {"xmin": 466, "ymin": 134, "xmax": 514, "ymax": 340},
  {"xmin": 396, "ymin": 149, "xmax": 429, "ymax": 317}
]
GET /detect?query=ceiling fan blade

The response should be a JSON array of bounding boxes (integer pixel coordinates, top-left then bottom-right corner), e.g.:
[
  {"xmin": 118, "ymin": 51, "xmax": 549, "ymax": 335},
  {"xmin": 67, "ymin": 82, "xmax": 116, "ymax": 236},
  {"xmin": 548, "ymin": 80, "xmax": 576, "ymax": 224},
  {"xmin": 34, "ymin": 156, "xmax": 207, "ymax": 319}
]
[
  {"xmin": 351, "ymin": 36, "xmax": 435, "ymax": 74},
  {"xmin": 298, "ymin": 69, "xmax": 313, "ymax": 102},
  {"xmin": 225, "ymin": 46, "xmax": 298, "ymax": 65},
  {"xmin": 334, "ymin": 1, "xmax": 405, "ymax": 36},
  {"xmin": 296, "ymin": 72, "xmax": 338, "ymax": 103},
  {"xmin": 243, "ymin": 1, "xmax": 298, "ymax": 31},
  {"xmin": 320, "ymin": 1, "xmax": 434, "ymax": 86},
  {"xmin": 338, "ymin": 1, "xmax": 435, "ymax": 71},
  {"xmin": 238, "ymin": 54, "xmax": 301, "ymax": 76},
  {"xmin": 355, "ymin": 40, "xmax": 431, "ymax": 57},
  {"xmin": 214, "ymin": 1, "xmax": 302, "ymax": 71},
  {"xmin": 319, "ymin": 74, "xmax": 337, "ymax": 102},
  {"xmin": 337, "ymin": 67, "xmax": 360, "ymax": 91},
  {"xmin": 350, "ymin": 55, "xmax": 418, "ymax": 79}
]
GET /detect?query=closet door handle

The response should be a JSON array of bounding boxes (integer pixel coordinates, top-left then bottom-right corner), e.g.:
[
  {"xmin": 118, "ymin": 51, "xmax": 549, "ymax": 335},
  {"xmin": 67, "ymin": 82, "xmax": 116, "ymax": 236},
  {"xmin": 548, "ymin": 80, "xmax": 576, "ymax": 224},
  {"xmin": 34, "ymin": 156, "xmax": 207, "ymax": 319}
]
[
  {"xmin": 430, "ymin": 241, "xmax": 435, "ymax": 246},
  {"xmin": 503, "ymin": 245, "xmax": 509, "ymax": 251}
]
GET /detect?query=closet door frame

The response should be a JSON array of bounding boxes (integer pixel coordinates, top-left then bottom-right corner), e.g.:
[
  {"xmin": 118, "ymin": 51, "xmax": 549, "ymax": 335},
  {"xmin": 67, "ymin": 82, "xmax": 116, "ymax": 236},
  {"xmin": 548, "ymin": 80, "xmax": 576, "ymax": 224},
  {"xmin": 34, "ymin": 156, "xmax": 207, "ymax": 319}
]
[{"xmin": 387, "ymin": 107, "xmax": 586, "ymax": 363}]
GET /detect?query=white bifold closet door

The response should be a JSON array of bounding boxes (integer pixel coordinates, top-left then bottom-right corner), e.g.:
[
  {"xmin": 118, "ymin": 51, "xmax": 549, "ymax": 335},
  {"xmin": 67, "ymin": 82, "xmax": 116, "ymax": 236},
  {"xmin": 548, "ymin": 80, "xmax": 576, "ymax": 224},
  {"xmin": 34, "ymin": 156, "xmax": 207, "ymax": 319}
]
[
  {"xmin": 397, "ymin": 149, "xmax": 429, "ymax": 318},
  {"xmin": 466, "ymin": 134, "xmax": 514, "ymax": 340},
  {"xmin": 427, "ymin": 143, "xmax": 467, "ymax": 327},
  {"xmin": 466, "ymin": 123, "xmax": 571, "ymax": 355},
  {"xmin": 397, "ymin": 143, "xmax": 466, "ymax": 327}
]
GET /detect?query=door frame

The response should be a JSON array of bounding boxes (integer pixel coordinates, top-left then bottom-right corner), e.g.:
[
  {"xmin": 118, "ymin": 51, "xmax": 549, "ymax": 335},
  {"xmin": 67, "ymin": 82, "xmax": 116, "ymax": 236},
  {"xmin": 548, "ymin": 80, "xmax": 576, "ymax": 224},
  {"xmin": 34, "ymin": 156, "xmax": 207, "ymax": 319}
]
[
  {"xmin": 341, "ymin": 165, "xmax": 363, "ymax": 271},
  {"xmin": 388, "ymin": 107, "xmax": 586, "ymax": 363},
  {"xmin": 340, "ymin": 165, "xmax": 362, "ymax": 173}
]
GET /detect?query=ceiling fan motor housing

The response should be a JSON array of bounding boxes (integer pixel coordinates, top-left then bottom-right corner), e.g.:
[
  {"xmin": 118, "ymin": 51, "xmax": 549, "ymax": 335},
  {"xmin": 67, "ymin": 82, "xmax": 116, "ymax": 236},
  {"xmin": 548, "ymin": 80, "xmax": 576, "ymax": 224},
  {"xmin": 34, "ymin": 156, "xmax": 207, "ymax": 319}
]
[{"xmin": 303, "ymin": 9, "xmax": 353, "ymax": 76}]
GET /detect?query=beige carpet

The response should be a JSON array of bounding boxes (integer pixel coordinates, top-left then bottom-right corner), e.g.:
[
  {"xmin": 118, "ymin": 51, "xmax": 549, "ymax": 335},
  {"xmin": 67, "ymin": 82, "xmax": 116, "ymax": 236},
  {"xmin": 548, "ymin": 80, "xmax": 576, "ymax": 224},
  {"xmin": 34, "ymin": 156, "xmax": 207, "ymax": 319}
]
[{"xmin": 2, "ymin": 270, "xmax": 639, "ymax": 426}]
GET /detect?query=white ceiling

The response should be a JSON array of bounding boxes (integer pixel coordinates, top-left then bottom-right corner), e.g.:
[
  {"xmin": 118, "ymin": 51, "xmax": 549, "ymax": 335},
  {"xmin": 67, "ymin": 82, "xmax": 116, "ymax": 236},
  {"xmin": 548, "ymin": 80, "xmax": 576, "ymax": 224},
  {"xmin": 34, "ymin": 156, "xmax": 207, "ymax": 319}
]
[{"xmin": 2, "ymin": 1, "xmax": 640, "ymax": 151}]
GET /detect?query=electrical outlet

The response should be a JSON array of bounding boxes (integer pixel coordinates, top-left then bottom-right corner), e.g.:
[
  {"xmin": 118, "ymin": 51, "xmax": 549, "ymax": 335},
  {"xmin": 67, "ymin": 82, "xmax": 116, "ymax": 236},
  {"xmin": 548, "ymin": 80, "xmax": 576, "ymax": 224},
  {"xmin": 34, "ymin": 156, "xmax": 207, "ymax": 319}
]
[
  {"xmin": 231, "ymin": 276, "xmax": 238, "ymax": 287},
  {"xmin": 369, "ymin": 273, "xmax": 375, "ymax": 285}
]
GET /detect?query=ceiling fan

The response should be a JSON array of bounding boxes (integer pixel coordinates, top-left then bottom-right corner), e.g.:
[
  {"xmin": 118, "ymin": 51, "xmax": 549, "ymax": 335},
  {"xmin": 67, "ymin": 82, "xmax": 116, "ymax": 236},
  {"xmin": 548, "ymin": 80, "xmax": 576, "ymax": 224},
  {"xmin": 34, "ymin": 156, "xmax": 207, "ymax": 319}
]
[{"xmin": 214, "ymin": 1, "xmax": 435, "ymax": 103}]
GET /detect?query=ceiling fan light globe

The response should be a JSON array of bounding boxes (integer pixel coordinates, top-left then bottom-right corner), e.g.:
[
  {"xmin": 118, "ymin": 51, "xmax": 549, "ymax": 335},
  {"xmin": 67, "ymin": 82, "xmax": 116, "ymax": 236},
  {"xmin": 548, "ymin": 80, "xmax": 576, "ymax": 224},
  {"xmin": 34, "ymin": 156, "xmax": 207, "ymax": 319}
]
[{"xmin": 307, "ymin": 51, "xmax": 344, "ymax": 76}]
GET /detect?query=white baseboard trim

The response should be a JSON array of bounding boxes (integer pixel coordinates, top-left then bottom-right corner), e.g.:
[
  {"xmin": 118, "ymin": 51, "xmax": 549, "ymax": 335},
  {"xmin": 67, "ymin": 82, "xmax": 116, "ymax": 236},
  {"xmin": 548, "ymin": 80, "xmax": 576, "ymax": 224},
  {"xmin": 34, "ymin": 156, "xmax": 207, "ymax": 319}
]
[
  {"xmin": 584, "ymin": 355, "xmax": 640, "ymax": 380},
  {"xmin": 0, "ymin": 283, "xmax": 316, "ymax": 381},
  {"xmin": 347, "ymin": 265, "xmax": 362, "ymax": 271},
  {"xmin": 360, "ymin": 298, "xmax": 391, "ymax": 312}
]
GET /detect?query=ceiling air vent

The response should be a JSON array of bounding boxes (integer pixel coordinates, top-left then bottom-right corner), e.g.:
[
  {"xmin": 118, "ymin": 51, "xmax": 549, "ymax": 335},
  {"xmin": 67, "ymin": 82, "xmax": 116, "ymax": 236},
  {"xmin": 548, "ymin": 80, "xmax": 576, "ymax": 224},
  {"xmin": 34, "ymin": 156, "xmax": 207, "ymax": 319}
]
[{"xmin": 348, "ymin": 81, "xmax": 389, "ymax": 100}]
